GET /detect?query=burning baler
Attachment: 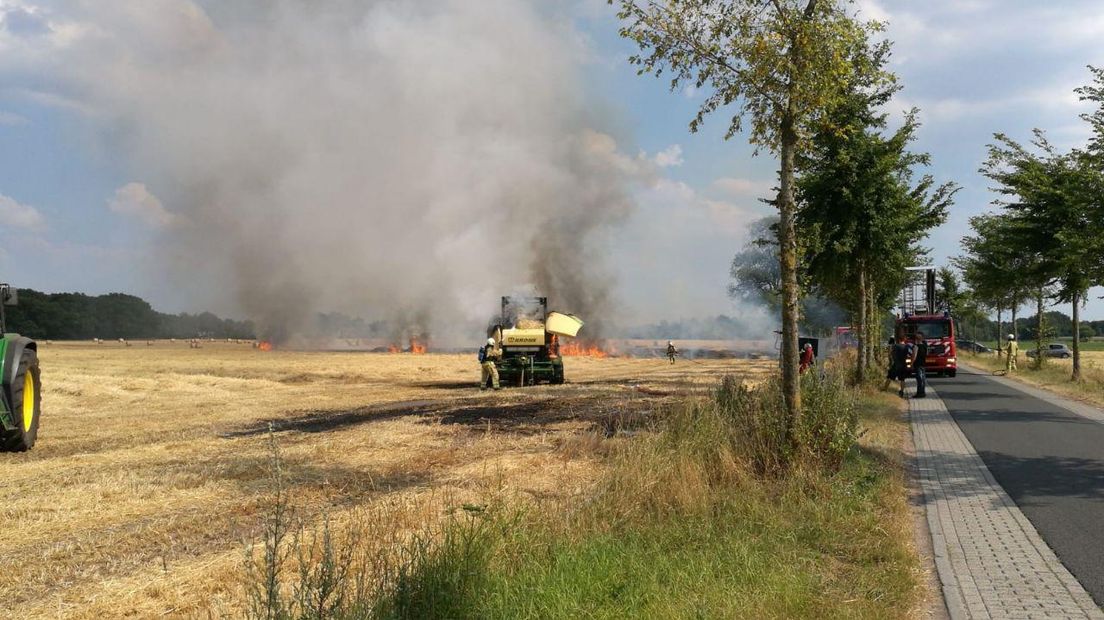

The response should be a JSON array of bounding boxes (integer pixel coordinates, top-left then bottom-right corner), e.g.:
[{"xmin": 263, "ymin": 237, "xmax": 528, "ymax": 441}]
[{"xmin": 489, "ymin": 296, "xmax": 583, "ymax": 386}]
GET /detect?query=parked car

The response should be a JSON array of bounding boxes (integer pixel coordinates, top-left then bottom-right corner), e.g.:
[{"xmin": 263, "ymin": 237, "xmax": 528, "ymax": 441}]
[
  {"xmin": 955, "ymin": 339, "xmax": 993, "ymax": 354},
  {"xmin": 1026, "ymin": 343, "xmax": 1073, "ymax": 359}
]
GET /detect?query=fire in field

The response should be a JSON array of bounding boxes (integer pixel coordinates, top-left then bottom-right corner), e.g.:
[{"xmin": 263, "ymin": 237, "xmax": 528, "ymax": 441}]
[{"xmin": 0, "ymin": 341, "xmax": 772, "ymax": 618}]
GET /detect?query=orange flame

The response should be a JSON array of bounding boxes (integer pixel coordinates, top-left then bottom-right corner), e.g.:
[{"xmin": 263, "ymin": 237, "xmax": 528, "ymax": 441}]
[
  {"xmin": 409, "ymin": 338, "xmax": 427, "ymax": 354},
  {"xmin": 258, "ymin": 341, "xmax": 273, "ymax": 352},
  {"xmin": 560, "ymin": 340, "xmax": 611, "ymax": 358},
  {"xmin": 387, "ymin": 344, "xmax": 401, "ymax": 354}
]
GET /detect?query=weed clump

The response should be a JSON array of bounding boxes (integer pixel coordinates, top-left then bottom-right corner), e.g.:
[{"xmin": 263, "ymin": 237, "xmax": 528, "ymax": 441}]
[{"xmin": 712, "ymin": 364, "xmax": 858, "ymax": 476}]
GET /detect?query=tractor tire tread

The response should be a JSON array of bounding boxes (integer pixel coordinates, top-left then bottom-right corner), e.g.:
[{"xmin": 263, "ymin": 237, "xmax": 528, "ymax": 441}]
[{"xmin": 3, "ymin": 348, "xmax": 40, "ymax": 452}]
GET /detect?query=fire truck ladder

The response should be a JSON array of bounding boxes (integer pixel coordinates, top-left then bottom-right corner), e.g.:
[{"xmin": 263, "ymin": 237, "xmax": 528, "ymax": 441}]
[{"xmin": 900, "ymin": 266, "xmax": 936, "ymax": 316}]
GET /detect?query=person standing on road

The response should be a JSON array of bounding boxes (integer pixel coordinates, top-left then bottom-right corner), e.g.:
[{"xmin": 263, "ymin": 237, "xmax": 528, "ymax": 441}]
[
  {"xmin": 666, "ymin": 340, "xmax": 678, "ymax": 364},
  {"xmin": 1005, "ymin": 334, "xmax": 1018, "ymax": 373},
  {"xmin": 479, "ymin": 337, "xmax": 501, "ymax": 391},
  {"xmin": 912, "ymin": 332, "xmax": 928, "ymax": 398},
  {"xmin": 884, "ymin": 336, "xmax": 913, "ymax": 398}
]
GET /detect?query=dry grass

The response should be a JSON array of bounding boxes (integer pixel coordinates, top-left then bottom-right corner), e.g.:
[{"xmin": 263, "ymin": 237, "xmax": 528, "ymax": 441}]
[
  {"xmin": 1, "ymin": 341, "xmax": 771, "ymax": 618},
  {"xmin": 963, "ymin": 350, "xmax": 1104, "ymax": 408},
  {"xmin": 359, "ymin": 364, "xmax": 925, "ymax": 619}
]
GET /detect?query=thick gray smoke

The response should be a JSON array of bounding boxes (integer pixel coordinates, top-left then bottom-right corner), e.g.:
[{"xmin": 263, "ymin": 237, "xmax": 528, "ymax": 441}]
[{"xmin": 6, "ymin": 0, "xmax": 641, "ymax": 344}]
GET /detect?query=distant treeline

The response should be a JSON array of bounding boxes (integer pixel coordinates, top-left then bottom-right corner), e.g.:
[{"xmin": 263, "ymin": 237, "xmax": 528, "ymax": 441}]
[
  {"xmin": 956, "ymin": 310, "xmax": 1104, "ymax": 343},
  {"xmin": 4, "ymin": 289, "xmax": 255, "ymax": 340},
  {"xmin": 615, "ymin": 315, "xmax": 768, "ymax": 340}
]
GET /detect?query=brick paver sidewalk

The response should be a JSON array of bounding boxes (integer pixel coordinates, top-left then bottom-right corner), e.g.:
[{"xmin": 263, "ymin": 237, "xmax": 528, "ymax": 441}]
[{"xmin": 911, "ymin": 386, "xmax": 1103, "ymax": 619}]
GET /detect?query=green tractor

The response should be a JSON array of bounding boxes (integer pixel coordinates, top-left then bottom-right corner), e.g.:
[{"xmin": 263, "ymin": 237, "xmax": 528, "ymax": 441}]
[
  {"xmin": 0, "ymin": 284, "xmax": 40, "ymax": 451},
  {"xmin": 489, "ymin": 296, "xmax": 583, "ymax": 387}
]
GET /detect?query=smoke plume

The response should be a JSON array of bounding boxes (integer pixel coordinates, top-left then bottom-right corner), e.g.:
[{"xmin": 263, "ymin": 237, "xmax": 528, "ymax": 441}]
[{"xmin": 4, "ymin": 0, "xmax": 641, "ymax": 344}]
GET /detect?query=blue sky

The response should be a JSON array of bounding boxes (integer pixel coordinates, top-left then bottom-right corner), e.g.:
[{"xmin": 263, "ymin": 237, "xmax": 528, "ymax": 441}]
[
  {"xmin": 576, "ymin": 0, "xmax": 1104, "ymax": 320},
  {"xmin": 0, "ymin": 0, "xmax": 1102, "ymax": 324}
]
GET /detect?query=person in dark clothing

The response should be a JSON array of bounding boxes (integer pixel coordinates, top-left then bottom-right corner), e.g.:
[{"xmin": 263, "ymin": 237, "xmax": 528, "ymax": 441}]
[
  {"xmin": 912, "ymin": 332, "xmax": 928, "ymax": 398},
  {"xmin": 883, "ymin": 336, "xmax": 913, "ymax": 397}
]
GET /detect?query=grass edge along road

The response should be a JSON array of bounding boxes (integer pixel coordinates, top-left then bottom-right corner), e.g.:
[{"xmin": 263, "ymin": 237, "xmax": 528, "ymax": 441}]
[
  {"xmin": 245, "ymin": 365, "xmax": 925, "ymax": 619},
  {"xmin": 962, "ymin": 351, "xmax": 1104, "ymax": 409}
]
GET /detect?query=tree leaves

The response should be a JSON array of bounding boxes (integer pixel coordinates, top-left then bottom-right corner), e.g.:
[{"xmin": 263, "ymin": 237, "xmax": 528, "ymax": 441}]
[{"xmin": 610, "ymin": 0, "xmax": 891, "ymax": 151}]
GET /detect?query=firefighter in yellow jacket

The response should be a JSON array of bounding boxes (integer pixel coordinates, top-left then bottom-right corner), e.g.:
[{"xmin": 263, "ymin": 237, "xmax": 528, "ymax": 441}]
[
  {"xmin": 1005, "ymin": 334, "xmax": 1018, "ymax": 373},
  {"xmin": 480, "ymin": 337, "xmax": 502, "ymax": 390}
]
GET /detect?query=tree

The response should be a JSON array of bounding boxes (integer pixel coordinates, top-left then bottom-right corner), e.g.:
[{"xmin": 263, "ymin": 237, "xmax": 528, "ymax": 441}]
[
  {"xmin": 612, "ymin": 0, "xmax": 892, "ymax": 432},
  {"xmin": 982, "ymin": 132, "xmax": 1103, "ymax": 379},
  {"xmin": 729, "ymin": 217, "xmax": 784, "ymax": 310},
  {"xmin": 797, "ymin": 96, "xmax": 955, "ymax": 383},
  {"xmin": 936, "ymin": 268, "xmax": 965, "ymax": 314},
  {"xmin": 729, "ymin": 216, "xmax": 846, "ymax": 333},
  {"xmin": 956, "ymin": 214, "xmax": 1042, "ymax": 357},
  {"xmin": 5, "ymin": 289, "xmax": 256, "ymax": 340},
  {"xmin": 1074, "ymin": 65, "xmax": 1104, "ymax": 370}
]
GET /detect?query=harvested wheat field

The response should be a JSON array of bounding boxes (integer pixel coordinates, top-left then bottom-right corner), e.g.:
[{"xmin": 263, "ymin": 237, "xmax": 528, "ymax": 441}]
[{"xmin": 1, "ymin": 341, "xmax": 772, "ymax": 618}]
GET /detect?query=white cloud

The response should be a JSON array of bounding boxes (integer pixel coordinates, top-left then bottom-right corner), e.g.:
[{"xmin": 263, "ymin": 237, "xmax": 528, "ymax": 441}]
[
  {"xmin": 107, "ymin": 182, "xmax": 175, "ymax": 228},
  {"xmin": 711, "ymin": 176, "xmax": 773, "ymax": 198},
  {"xmin": 579, "ymin": 129, "xmax": 659, "ymax": 184},
  {"xmin": 0, "ymin": 192, "xmax": 45, "ymax": 231},
  {"xmin": 703, "ymin": 199, "xmax": 759, "ymax": 235},
  {"xmin": 645, "ymin": 178, "xmax": 760, "ymax": 236},
  {"xmin": 894, "ymin": 82, "xmax": 1090, "ymax": 124},
  {"xmin": 652, "ymin": 144, "xmax": 684, "ymax": 168}
]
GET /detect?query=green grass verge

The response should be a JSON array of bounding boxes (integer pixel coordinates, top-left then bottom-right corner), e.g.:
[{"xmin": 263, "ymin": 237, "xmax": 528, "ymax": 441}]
[
  {"xmin": 375, "ymin": 388, "xmax": 920, "ymax": 619},
  {"xmin": 477, "ymin": 456, "xmax": 914, "ymax": 618}
]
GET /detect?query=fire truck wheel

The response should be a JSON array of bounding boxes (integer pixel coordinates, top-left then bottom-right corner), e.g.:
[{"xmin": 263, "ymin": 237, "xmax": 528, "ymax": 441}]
[{"xmin": 947, "ymin": 370, "xmax": 956, "ymax": 378}]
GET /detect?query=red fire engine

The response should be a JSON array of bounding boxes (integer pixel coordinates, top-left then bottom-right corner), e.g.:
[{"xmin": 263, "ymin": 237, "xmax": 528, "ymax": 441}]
[{"xmin": 897, "ymin": 267, "xmax": 957, "ymax": 378}]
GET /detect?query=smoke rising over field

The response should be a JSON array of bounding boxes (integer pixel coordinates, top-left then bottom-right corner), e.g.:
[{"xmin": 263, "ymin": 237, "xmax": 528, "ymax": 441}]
[{"xmin": 4, "ymin": 1, "xmax": 644, "ymax": 343}]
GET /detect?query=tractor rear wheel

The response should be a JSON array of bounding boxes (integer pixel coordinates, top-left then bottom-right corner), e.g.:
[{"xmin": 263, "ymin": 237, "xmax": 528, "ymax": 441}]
[{"xmin": 4, "ymin": 348, "xmax": 40, "ymax": 452}]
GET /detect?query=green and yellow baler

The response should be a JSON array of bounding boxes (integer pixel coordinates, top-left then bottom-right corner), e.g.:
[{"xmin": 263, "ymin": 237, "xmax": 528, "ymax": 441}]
[
  {"xmin": 0, "ymin": 284, "xmax": 40, "ymax": 451},
  {"xmin": 490, "ymin": 296, "xmax": 583, "ymax": 387}
]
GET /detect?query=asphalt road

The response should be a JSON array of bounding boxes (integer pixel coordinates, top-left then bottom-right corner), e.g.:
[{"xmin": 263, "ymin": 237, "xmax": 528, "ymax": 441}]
[{"xmin": 933, "ymin": 368, "xmax": 1104, "ymax": 606}]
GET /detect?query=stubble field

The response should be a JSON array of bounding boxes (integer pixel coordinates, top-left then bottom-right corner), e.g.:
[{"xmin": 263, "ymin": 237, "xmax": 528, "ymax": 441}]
[{"xmin": 1, "ymin": 341, "xmax": 772, "ymax": 618}]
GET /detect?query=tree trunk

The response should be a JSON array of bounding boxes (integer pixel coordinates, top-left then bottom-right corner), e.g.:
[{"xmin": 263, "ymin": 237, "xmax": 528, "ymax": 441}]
[
  {"xmin": 1034, "ymin": 290, "xmax": 1045, "ymax": 368},
  {"xmin": 778, "ymin": 117, "xmax": 801, "ymax": 445},
  {"xmin": 996, "ymin": 306, "xmax": 1003, "ymax": 360},
  {"xmin": 1072, "ymin": 292, "xmax": 1081, "ymax": 382},
  {"xmin": 1012, "ymin": 303, "xmax": 1018, "ymax": 343},
  {"xmin": 856, "ymin": 266, "xmax": 867, "ymax": 383},
  {"xmin": 866, "ymin": 282, "xmax": 877, "ymax": 370}
]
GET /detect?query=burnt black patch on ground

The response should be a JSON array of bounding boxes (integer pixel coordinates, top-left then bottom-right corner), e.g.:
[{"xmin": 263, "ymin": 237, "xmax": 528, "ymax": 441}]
[
  {"xmin": 221, "ymin": 391, "xmax": 670, "ymax": 439},
  {"xmin": 432, "ymin": 394, "xmax": 666, "ymax": 436},
  {"xmin": 220, "ymin": 399, "xmax": 444, "ymax": 437}
]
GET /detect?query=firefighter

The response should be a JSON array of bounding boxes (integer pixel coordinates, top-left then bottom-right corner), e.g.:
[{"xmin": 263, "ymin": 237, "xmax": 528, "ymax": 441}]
[
  {"xmin": 799, "ymin": 342, "xmax": 816, "ymax": 373},
  {"xmin": 1005, "ymin": 334, "xmax": 1018, "ymax": 373},
  {"xmin": 666, "ymin": 340, "xmax": 678, "ymax": 364},
  {"xmin": 479, "ymin": 337, "xmax": 501, "ymax": 390}
]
